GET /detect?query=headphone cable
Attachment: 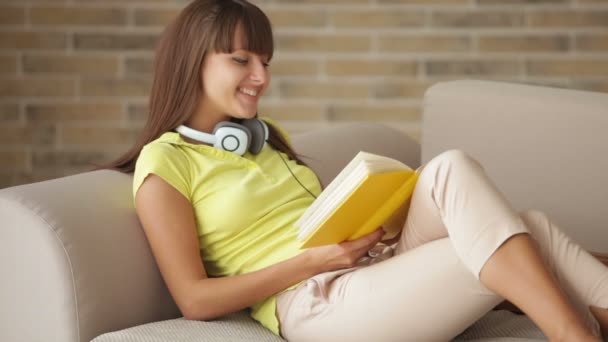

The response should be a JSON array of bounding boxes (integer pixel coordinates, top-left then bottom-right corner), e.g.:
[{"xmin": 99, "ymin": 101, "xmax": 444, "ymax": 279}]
[{"xmin": 274, "ymin": 149, "xmax": 318, "ymax": 199}]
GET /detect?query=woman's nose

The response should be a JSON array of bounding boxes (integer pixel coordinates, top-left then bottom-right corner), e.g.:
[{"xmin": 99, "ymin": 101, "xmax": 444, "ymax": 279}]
[{"xmin": 249, "ymin": 60, "xmax": 268, "ymax": 84}]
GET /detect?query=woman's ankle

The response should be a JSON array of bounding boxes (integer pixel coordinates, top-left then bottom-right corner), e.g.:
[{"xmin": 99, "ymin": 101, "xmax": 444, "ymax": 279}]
[
  {"xmin": 554, "ymin": 324, "xmax": 600, "ymax": 342},
  {"xmin": 547, "ymin": 314, "xmax": 600, "ymax": 342}
]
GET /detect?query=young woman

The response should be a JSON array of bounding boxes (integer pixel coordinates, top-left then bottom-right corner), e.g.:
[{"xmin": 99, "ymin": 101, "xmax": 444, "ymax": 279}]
[{"xmin": 103, "ymin": 0, "xmax": 608, "ymax": 340}]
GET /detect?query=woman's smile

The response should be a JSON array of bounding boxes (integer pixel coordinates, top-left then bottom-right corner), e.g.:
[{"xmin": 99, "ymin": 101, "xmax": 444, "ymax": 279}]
[
  {"xmin": 238, "ymin": 87, "xmax": 258, "ymax": 97},
  {"xmin": 236, "ymin": 86, "xmax": 261, "ymax": 112}
]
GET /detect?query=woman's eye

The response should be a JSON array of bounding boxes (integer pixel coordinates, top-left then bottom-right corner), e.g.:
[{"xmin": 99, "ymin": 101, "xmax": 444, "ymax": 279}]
[
  {"xmin": 232, "ymin": 56, "xmax": 269, "ymax": 68},
  {"xmin": 233, "ymin": 57, "xmax": 247, "ymax": 65}
]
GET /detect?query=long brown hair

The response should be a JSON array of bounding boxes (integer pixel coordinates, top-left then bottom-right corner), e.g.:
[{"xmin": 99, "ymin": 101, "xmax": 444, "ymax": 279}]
[{"xmin": 99, "ymin": 0, "xmax": 307, "ymax": 173}]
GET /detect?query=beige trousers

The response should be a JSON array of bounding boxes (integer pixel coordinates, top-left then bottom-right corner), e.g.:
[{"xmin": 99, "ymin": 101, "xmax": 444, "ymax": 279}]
[{"xmin": 276, "ymin": 150, "xmax": 608, "ymax": 341}]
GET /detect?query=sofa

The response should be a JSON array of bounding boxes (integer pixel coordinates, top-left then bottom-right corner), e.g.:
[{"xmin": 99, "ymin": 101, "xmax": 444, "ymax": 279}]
[{"xmin": 1, "ymin": 80, "xmax": 607, "ymax": 341}]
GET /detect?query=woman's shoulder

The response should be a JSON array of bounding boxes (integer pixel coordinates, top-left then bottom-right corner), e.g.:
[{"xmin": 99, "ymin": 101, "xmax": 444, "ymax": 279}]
[
  {"xmin": 138, "ymin": 132, "xmax": 191, "ymax": 169},
  {"xmin": 133, "ymin": 132, "xmax": 192, "ymax": 199},
  {"xmin": 142, "ymin": 131, "xmax": 188, "ymax": 153}
]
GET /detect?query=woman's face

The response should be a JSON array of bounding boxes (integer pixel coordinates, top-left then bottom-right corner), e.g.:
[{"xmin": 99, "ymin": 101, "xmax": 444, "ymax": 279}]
[{"xmin": 199, "ymin": 30, "xmax": 271, "ymax": 123}]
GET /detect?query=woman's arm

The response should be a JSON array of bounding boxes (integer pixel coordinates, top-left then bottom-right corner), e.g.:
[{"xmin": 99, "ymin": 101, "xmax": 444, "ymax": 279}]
[{"xmin": 136, "ymin": 174, "xmax": 383, "ymax": 321}]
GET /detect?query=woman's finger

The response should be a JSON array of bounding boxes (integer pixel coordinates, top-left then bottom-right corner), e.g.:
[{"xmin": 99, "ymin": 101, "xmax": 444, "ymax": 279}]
[{"xmin": 344, "ymin": 228, "xmax": 384, "ymax": 252}]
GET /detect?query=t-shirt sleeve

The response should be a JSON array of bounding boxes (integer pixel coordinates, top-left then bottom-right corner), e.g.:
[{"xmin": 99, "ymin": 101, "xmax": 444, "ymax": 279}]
[
  {"xmin": 132, "ymin": 142, "xmax": 191, "ymax": 202},
  {"xmin": 260, "ymin": 116, "xmax": 292, "ymax": 146}
]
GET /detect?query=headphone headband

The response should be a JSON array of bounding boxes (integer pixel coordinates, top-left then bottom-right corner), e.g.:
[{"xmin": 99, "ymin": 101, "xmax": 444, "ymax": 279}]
[{"xmin": 175, "ymin": 125, "xmax": 217, "ymax": 145}]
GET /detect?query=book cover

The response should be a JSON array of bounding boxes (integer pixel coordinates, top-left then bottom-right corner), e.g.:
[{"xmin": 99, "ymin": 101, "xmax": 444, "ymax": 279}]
[{"xmin": 295, "ymin": 151, "xmax": 419, "ymax": 248}]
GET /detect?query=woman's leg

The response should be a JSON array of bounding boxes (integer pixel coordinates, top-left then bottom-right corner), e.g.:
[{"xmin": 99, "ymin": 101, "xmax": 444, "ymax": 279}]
[
  {"xmin": 277, "ymin": 238, "xmax": 504, "ymax": 341},
  {"xmin": 520, "ymin": 210, "xmax": 608, "ymax": 338},
  {"xmin": 480, "ymin": 234, "xmax": 596, "ymax": 340},
  {"xmin": 395, "ymin": 149, "xmax": 598, "ymax": 340}
]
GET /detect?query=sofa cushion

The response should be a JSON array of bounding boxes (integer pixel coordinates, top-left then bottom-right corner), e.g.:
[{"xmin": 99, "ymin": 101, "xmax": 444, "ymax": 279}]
[
  {"xmin": 455, "ymin": 310, "xmax": 545, "ymax": 341},
  {"xmin": 92, "ymin": 310, "xmax": 544, "ymax": 342},
  {"xmin": 91, "ymin": 311, "xmax": 284, "ymax": 342}
]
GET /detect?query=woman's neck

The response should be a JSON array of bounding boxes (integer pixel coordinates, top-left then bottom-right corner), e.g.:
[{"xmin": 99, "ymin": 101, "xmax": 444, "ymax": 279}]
[{"xmin": 186, "ymin": 101, "xmax": 230, "ymax": 133}]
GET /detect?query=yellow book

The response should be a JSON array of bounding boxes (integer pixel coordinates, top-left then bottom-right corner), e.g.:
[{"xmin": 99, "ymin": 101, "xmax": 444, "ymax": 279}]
[{"xmin": 295, "ymin": 151, "xmax": 419, "ymax": 248}]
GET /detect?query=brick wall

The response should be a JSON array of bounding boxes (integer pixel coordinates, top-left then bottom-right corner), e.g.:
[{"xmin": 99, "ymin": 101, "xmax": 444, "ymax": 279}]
[{"xmin": 1, "ymin": 0, "xmax": 607, "ymax": 187}]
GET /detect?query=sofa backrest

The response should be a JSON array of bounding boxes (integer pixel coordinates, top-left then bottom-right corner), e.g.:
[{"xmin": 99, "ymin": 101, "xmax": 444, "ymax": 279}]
[
  {"xmin": 0, "ymin": 122, "xmax": 420, "ymax": 342},
  {"xmin": 422, "ymin": 80, "xmax": 608, "ymax": 253},
  {"xmin": 292, "ymin": 122, "xmax": 421, "ymax": 187}
]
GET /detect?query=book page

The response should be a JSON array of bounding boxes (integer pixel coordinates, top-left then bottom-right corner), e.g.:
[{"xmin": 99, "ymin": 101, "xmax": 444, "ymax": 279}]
[
  {"xmin": 297, "ymin": 165, "xmax": 366, "ymax": 239},
  {"xmin": 295, "ymin": 151, "xmax": 371, "ymax": 228}
]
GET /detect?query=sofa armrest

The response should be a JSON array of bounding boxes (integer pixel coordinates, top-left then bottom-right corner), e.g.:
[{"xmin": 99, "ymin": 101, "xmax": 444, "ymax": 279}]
[
  {"xmin": 421, "ymin": 80, "xmax": 608, "ymax": 253},
  {"xmin": 0, "ymin": 170, "xmax": 180, "ymax": 342}
]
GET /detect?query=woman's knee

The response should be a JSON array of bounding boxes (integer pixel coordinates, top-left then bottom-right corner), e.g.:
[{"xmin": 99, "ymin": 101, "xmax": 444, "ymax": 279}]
[
  {"xmin": 427, "ymin": 149, "xmax": 482, "ymax": 170},
  {"xmin": 520, "ymin": 209, "xmax": 549, "ymax": 223},
  {"xmin": 520, "ymin": 209, "xmax": 553, "ymax": 234}
]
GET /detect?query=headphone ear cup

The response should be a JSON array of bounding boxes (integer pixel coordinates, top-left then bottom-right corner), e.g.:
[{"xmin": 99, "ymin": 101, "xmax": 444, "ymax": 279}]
[
  {"xmin": 214, "ymin": 122, "xmax": 252, "ymax": 155},
  {"xmin": 241, "ymin": 119, "xmax": 268, "ymax": 154}
]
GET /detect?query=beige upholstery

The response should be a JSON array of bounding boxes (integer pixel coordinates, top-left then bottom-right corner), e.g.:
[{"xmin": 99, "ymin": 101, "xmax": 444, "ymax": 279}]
[
  {"xmin": 422, "ymin": 80, "xmax": 608, "ymax": 253},
  {"xmin": 0, "ymin": 170, "xmax": 180, "ymax": 342},
  {"xmin": 291, "ymin": 121, "xmax": 421, "ymax": 188},
  {"xmin": 1, "ymin": 79, "xmax": 605, "ymax": 341}
]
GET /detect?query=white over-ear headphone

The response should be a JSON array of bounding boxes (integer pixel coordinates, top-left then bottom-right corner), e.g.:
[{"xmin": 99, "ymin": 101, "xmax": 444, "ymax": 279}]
[
  {"xmin": 175, "ymin": 119, "xmax": 269, "ymax": 156},
  {"xmin": 177, "ymin": 118, "xmax": 318, "ymax": 199}
]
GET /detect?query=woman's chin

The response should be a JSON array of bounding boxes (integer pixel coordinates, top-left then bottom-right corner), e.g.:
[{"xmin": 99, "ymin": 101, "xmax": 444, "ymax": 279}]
[
  {"xmin": 237, "ymin": 109, "xmax": 259, "ymax": 119},
  {"xmin": 236, "ymin": 98, "xmax": 261, "ymax": 118}
]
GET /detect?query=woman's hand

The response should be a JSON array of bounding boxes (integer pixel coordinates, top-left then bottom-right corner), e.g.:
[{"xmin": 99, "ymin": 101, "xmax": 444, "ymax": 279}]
[{"xmin": 304, "ymin": 228, "xmax": 386, "ymax": 274}]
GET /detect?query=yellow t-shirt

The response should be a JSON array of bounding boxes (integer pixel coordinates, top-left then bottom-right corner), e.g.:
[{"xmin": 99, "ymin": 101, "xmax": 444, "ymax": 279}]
[{"xmin": 132, "ymin": 118, "xmax": 322, "ymax": 336}]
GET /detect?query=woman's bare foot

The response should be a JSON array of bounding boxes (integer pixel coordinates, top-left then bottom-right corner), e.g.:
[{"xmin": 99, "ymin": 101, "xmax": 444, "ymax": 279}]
[{"xmin": 590, "ymin": 305, "xmax": 608, "ymax": 340}]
